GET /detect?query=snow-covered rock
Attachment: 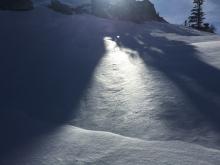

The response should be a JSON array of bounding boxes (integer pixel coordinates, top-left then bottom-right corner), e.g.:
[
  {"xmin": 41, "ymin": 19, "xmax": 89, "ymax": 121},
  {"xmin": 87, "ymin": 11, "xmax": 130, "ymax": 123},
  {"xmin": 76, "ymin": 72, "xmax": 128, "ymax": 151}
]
[
  {"xmin": 35, "ymin": 0, "xmax": 164, "ymax": 22},
  {"xmin": 92, "ymin": 0, "xmax": 164, "ymax": 22}
]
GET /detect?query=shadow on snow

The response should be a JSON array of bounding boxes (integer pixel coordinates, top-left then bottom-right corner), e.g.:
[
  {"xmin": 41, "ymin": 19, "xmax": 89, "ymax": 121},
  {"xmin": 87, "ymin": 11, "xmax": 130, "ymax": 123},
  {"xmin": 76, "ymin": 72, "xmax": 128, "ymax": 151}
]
[
  {"xmin": 0, "ymin": 11, "xmax": 106, "ymax": 157},
  {"xmin": 110, "ymin": 24, "xmax": 220, "ymax": 136}
]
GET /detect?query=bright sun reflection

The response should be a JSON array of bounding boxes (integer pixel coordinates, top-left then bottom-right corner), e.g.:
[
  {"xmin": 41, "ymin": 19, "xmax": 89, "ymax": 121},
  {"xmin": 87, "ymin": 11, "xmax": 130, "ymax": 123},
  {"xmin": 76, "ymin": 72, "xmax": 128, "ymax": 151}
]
[
  {"xmin": 74, "ymin": 36, "xmax": 160, "ymax": 124},
  {"xmin": 101, "ymin": 36, "xmax": 147, "ymax": 94}
]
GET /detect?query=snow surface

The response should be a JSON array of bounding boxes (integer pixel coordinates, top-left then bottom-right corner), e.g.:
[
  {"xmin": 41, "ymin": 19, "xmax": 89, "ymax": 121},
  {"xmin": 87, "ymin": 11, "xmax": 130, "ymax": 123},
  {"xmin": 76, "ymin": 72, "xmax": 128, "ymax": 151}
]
[
  {"xmin": 1, "ymin": 5, "xmax": 220, "ymax": 165},
  {"xmin": 2, "ymin": 125, "xmax": 220, "ymax": 165}
]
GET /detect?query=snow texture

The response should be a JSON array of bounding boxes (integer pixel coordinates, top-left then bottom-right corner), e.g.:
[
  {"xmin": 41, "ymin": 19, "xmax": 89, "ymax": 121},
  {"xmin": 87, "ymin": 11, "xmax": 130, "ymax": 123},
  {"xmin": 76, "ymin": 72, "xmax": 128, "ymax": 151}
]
[
  {"xmin": 2, "ymin": 125, "xmax": 220, "ymax": 165},
  {"xmin": 1, "ymin": 4, "xmax": 220, "ymax": 165}
]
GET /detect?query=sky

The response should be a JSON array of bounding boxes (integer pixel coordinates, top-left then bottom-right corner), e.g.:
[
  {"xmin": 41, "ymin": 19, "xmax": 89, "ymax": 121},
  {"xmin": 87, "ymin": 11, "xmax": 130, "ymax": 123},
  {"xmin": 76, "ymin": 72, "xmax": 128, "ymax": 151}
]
[{"xmin": 151, "ymin": 0, "xmax": 220, "ymax": 33}]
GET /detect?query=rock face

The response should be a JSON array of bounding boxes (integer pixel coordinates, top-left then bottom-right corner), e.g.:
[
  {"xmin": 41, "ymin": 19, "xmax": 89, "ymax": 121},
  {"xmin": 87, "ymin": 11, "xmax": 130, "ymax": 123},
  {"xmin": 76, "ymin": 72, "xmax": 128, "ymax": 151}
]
[
  {"xmin": 46, "ymin": 0, "xmax": 165, "ymax": 22},
  {"xmin": 49, "ymin": 0, "xmax": 74, "ymax": 15},
  {"xmin": 92, "ymin": 0, "xmax": 165, "ymax": 22},
  {"xmin": 0, "ymin": 0, "xmax": 33, "ymax": 10},
  {"xmin": 48, "ymin": 0, "xmax": 91, "ymax": 15}
]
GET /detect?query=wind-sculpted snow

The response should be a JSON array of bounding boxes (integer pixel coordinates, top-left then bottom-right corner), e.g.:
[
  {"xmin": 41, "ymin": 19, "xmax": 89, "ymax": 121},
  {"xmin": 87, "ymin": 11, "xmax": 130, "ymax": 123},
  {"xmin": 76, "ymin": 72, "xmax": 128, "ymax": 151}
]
[
  {"xmin": 1, "ymin": 125, "xmax": 220, "ymax": 165},
  {"xmin": 1, "ymin": 6, "xmax": 220, "ymax": 164}
]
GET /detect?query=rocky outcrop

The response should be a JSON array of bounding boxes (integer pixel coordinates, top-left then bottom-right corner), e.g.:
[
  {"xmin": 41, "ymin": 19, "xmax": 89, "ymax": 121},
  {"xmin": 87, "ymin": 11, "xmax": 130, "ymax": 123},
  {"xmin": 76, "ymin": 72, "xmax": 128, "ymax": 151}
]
[
  {"xmin": 49, "ymin": 0, "xmax": 74, "ymax": 14},
  {"xmin": 48, "ymin": 0, "xmax": 91, "ymax": 15},
  {"xmin": 47, "ymin": 0, "xmax": 165, "ymax": 22},
  {"xmin": 0, "ymin": 0, "xmax": 33, "ymax": 10},
  {"xmin": 92, "ymin": 0, "xmax": 165, "ymax": 22}
]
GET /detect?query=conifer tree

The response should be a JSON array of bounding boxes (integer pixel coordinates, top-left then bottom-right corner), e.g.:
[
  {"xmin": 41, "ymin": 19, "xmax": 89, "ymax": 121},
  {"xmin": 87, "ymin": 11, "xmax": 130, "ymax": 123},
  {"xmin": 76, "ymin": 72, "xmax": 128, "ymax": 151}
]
[{"xmin": 188, "ymin": 0, "xmax": 205, "ymax": 30}]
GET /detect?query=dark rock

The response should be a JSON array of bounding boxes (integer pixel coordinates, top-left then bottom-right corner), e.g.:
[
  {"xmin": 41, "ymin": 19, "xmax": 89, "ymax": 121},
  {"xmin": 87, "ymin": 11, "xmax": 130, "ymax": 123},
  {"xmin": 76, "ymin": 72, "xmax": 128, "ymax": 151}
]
[
  {"xmin": 0, "ymin": 0, "xmax": 33, "ymax": 11},
  {"xmin": 48, "ymin": 0, "xmax": 91, "ymax": 15},
  {"xmin": 49, "ymin": 0, "xmax": 74, "ymax": 15}
]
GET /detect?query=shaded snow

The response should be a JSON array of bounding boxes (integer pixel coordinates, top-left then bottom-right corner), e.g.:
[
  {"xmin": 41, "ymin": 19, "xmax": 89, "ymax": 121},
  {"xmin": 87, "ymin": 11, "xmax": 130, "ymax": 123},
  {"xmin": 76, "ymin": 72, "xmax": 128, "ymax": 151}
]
[
  {"xmin": 192, "ymin": 41, "xmax": 220, "ymax": 69},
  {"xmin": 2, "ymin": 125, "xmax": 220, "ymax": 165},
  {"xmin": 1, "ymin": 6, "xmax": 220, "ymax": 164},
  {"xmin": 33, "ymin": 0, "xmax": 91, "ymax": 6}
]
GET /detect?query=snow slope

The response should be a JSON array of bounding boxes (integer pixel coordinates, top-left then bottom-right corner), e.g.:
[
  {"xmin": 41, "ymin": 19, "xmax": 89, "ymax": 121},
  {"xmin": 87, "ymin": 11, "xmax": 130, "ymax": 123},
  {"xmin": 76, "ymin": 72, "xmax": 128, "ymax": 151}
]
[
  {"xmin": 1, "ymin": 5, "xmax": 220, "ymax": 165},
  {"xmin": 2, "ymin": 125, "xmax": 220, "ymax": 165}
]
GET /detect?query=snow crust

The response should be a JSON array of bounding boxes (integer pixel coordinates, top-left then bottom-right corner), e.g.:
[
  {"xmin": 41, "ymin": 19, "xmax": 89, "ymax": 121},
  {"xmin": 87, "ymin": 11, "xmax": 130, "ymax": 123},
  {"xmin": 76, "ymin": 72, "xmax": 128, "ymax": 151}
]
[{"xmin": 1, "ymin": 6, "xmax": 220, "ymax": 165}]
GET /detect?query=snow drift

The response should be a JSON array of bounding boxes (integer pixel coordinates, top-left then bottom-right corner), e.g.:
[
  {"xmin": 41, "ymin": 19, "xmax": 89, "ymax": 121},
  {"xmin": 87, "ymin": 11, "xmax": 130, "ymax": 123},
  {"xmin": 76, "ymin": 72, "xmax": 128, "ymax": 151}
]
[{"xmin": 2, "ymin": 125, "xmax": 220, "ymax": 165}]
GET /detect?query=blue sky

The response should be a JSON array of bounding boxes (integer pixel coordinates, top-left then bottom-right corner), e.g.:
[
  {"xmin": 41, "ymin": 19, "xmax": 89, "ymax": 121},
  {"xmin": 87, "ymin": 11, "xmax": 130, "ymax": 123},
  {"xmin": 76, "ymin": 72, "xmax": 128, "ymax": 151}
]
[{"xmin": 151, "ymin": 0, "xmax": 220, "ymax": 33}]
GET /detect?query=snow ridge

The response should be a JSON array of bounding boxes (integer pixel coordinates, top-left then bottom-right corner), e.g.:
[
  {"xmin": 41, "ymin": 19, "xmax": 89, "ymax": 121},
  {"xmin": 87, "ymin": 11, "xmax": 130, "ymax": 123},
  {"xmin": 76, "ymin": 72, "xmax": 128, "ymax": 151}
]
[{"xmin": 2, "ymin": 125, "xmax": 220, "ymax": 165}]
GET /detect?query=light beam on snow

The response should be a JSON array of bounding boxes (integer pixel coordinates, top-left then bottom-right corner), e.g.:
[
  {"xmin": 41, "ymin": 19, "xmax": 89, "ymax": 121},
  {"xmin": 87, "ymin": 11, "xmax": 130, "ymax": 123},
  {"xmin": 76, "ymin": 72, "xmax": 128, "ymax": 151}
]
[{"xmin": 73, "ymin": 36, "xmax": 165, "ymax": 128}]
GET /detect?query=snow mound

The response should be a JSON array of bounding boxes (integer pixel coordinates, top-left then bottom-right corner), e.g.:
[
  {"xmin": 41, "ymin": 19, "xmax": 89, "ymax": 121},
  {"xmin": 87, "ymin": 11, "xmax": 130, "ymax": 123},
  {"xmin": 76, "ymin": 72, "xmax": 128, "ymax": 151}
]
[{"xmin": 2, "ymin": 125, "xmax": 220, "ymax": 165}]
